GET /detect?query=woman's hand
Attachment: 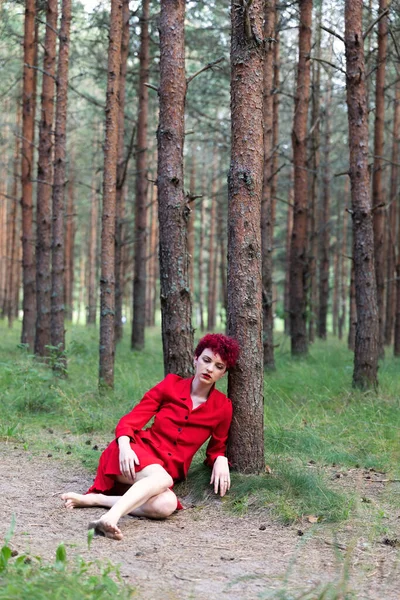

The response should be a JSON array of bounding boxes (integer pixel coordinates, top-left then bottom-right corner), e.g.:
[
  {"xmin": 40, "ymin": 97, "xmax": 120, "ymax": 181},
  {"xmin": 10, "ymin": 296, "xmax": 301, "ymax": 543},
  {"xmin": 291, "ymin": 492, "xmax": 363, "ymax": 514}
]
[
  {"xmin": 118, "ymin": 436, "xmax": 140, "ymax": 483},
  {"xmin": 210, "ymin": 456, "xmax": 230, "ymax": 497}
]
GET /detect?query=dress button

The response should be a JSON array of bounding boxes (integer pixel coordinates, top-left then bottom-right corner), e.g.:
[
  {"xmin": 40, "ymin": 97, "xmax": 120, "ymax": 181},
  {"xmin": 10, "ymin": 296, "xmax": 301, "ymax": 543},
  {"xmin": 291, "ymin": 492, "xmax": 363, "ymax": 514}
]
[
  {"xmin": 168, "ymin": 452, "xmax": 172, "ymax": 456},
  {"xmin": 178, "ymin": 427, "xmax": 182, "ymax": 432},
  {"xmin": 173, "ymin": 441, "xmax": 177, "ymax": 445},
  {"xmin": 184, "ymin": 416, "xmax": 188, "ymax": 420}
]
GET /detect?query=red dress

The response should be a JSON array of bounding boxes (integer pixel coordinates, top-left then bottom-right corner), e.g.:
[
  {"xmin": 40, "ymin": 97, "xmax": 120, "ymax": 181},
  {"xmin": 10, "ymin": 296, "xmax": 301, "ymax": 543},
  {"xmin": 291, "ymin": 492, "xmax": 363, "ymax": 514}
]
[{"xmin": 87, "ymin": 374, "xmax": 232, "ymax": 495}]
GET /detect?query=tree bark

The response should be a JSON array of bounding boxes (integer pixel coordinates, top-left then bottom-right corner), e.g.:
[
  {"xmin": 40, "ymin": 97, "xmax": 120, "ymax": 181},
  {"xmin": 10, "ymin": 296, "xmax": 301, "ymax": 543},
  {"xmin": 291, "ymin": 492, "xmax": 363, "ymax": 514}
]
[
  {"xmin": 131, "ymin": 0, "xmax": 150, "ymax": 350},
  {"xmin": 338, "ymin": 179, "xmax": 350, "ymax": 340},
  {"xmin": 284, "ymin": 185, "xmax": 294, "ymax": 336},
  {"xmin": 115, "ymin": 0, "xmax": 130, "ymax": 344},
  {"xmin": 261, "ymin": 0, "xmax": 276, "ymax": 370},
  {"xmin": 317, "ymin": 76, "xmax": 332, "ymax": 339},
  {"xmin": 51, "ymin": 0, "xmax": 71, "ymax": 370},
  {"xmin": 145, "ymin": 182, "xmax": 158, "ymax": 327},
  {"xmin": 7, "ymin": 105, "xmax": 21, "ymax": 328},
  {"xmin": 290, "ymin": 0, "xmax": 312, "ymax": 356},
  {"xmin": 64, "ymin": 167, "xmax": 75, "ymax": 320},
  {"xmin": 99, "ymin": 0, "xmax": 123, "ymax": 388},
  {"xmin": 385, "ymin": 80, "xmax": 400, "ymax": 347},
  {"xmin": 198, "ymin": 167, "xmax": 207, "ymax": 332},
  {"xmin": 87, "ymin": 169, "xmax": 99, "ymax": 325},
  {"xmin": 372, "ymin": 0, "xmax": 388, "ymax": 357},
  {"xmin": 344, "ymin": 0, "xmax": 379, "ymax": 388},
  {"xmin": 187, "ymin": 149, "xmax": 196, "ymax": 299},
  {"xmin": 393, "ymin": 82, "xmax": 400, "ymax": 355},
  {"xmin": 21, "ymin": 0, "xmax": 37, "ymax": 349},
  {"xmin": 157, "ymin": 0, "xmax": 193, "ymax": 377},
  {"xmin": 207, "ymin": 145, "xmax": 218, "ymax": 331},
  {"xmin": 35, "ymin": 0, "xmax": 58, "ymax": 357},
  {"xmin": 227, "ymin": 0, "xmax": 264, "ymax": 474}
]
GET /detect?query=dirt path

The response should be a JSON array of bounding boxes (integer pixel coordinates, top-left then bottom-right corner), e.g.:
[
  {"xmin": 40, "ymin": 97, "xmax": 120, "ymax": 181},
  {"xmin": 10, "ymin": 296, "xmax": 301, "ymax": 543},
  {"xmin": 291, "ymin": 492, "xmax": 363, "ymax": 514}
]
[{"xmin": 1, "ymin": 443, "xmax": 399, "ymax": 599}]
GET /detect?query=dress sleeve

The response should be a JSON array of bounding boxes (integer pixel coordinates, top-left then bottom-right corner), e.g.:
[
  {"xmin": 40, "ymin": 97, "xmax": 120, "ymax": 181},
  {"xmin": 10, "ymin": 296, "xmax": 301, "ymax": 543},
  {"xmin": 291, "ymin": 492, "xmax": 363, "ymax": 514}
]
[
  {"xmin": 204, "ymin": 399, "xmax": 233, "ymax": 467},
  {"xmin": 115, "ymin": 376, "xmax": 170, "ymax": 441}
]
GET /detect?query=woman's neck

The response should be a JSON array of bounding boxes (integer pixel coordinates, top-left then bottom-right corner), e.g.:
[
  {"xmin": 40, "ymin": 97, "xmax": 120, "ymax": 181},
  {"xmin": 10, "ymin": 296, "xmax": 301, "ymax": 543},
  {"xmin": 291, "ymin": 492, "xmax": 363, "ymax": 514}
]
[{"xmin": 191, "ymin": 375, "xmax": 212, "ymax": 400}]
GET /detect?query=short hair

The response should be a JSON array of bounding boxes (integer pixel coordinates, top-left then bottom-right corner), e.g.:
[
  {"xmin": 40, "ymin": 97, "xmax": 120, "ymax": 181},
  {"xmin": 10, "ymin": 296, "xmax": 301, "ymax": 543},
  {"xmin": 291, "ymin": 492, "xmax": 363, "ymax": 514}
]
[{"xmin": 194, "ymin": 334, "xmax": 240, "ymax": 369}]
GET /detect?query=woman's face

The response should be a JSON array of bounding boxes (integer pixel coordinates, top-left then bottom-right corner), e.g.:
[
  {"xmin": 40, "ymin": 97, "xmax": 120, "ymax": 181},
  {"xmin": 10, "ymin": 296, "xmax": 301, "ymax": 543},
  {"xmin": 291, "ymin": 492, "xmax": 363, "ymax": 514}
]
[{"xmin": 194, "ymin": 348, "xmax": 227, "ymax": 385}]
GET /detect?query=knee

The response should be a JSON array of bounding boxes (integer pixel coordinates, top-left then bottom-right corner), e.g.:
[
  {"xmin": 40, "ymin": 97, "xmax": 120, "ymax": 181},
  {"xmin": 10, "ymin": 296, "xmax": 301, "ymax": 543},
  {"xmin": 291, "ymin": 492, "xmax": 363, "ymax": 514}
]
[{"xmin": 150, "ymin": 491, "xmax": 178, "ymax": 519}]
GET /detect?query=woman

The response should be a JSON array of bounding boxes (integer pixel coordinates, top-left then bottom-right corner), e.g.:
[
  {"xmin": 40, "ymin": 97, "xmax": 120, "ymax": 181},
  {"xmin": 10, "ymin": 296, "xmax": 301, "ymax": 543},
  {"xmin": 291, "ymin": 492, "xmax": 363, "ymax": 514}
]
[{"xmin": 61, "ymin": 334, "xmax": 239, "ymax": 540}]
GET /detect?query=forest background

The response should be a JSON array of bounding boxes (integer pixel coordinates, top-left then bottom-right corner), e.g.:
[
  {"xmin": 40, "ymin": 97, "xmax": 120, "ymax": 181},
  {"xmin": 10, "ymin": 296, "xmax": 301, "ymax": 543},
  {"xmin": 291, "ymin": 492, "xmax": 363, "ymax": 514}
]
[{"xmin": 0, "ymin": 0, "xmax": 400, "ymax": 598}]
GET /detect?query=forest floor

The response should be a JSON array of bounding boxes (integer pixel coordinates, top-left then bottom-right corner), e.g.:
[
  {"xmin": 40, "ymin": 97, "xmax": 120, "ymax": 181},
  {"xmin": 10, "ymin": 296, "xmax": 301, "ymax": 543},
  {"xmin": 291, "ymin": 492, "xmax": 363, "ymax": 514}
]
[{"xmin": 1, "ymin": 441, "xmax": 399, "ymax": 600}]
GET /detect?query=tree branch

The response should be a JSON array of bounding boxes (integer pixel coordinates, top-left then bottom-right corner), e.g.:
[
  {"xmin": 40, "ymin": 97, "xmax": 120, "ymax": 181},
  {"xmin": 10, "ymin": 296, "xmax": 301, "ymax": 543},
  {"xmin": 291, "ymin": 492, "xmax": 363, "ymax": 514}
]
[
  {"xmin": 320, "ymin": 25, "xmax": 344, "ymax": 44},
  {"xmin": 24, "ymin": 63, "xmax": 57, "ymax": 81},
  {"xmin": 186, "ymin": 56, "xmax": 224, "ymax": 86},
  {"xmin": 310, "ymin": 56, "xmax": 346, "ymax": 75},
  {"xmin": 144, "ymin": 82, "xmax": 158, "ymax": 92},
  {"xmin": 363, "ymin": 7, "xmax": 389, "ymax": 41}
]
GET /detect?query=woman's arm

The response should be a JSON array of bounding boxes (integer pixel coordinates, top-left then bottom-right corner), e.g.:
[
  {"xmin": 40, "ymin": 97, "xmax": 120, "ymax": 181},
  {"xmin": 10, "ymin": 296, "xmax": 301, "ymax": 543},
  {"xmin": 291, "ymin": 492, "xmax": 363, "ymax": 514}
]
[{"xmin": 205, "ymin": 400, "xmax": 233, "ymax": 496}]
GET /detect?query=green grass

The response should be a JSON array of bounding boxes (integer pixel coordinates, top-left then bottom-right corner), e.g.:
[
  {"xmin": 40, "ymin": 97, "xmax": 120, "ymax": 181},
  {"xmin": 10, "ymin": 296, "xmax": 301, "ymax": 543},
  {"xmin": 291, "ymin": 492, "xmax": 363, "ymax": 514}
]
[{"xmin": 1, "ymin": 321, "xmax": 400, "ymax": 526}]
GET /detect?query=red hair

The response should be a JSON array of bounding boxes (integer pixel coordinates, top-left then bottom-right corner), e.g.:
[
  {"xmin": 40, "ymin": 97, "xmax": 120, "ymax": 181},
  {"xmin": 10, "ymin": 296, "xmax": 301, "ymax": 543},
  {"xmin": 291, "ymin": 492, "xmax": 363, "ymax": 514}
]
[{"xmin": 194, "ymin": 334, "xmax": 240, "ymax": 369}]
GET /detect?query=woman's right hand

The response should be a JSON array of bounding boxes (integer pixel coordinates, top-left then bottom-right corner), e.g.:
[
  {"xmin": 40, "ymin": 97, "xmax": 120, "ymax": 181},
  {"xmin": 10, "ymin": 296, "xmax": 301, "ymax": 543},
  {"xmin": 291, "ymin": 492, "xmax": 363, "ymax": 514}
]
[{"xmin": 118, "ymin": 436, "xmax": 140, "ymax": 483}]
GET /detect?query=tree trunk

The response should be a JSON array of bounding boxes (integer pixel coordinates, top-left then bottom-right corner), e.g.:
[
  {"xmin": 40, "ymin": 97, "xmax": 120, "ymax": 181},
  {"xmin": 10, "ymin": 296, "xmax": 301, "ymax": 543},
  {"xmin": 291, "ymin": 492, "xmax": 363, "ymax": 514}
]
[
  {"xmin": 317, "ymin": 76, "xmax": 332, "ymax": 339},
  {"xmin": 261, "ymin": 0, "xmax": 276, "ymax": 370},
  {"xmin": 207, "ymin": 146, "xmax": 218, "ymax": 331},
  {"xmin": 87, "ymin": 169, "xmax": 99, "ymax": 325},
  {"xmin": 198, "ymin": 167, "xmax": 207, "ymax": 331},
  {"xmin": 290, "ymin": 0, "xmax": 312, "ymax": 356},
  {"xmin": 284, "ymin": 185, "xmax": 294, "ymax": 336},
  {"xmin": 157, "ymin": 0, "xmax": 193, "ymax": 377},
  {"xmin": 145, "ymin": 182, "xmax": 158, "ymax": 327},
  {"xmin": 372, "ymin": 0, "xmax": 388, "ymax": 358},
  {"xmin": 64, "ymin": 168, "xmax": 75, "ymax": 320},
  {"xmin": 115, "ymin": 0, "xmax": 130, "ymax": 344},
  {"xmin": 99, "ymin": 0, "xmax": 123, "ymax": 388},
  {"xmin": 21, "ymin": 0, "xmax": 37, "ymax": 349},
  {"xmin": 338, "ymin": 179, "xmax": 349, "ymax": 340},
  {"xmin": 7, "ymin": 105, "xmax": 21, "ymax": 328},
  {"xmin": 35, "ymin": 0, "xmax": 58, "ymax": 357},
  {"xmin": 307, "ymin": 2, "xmax": 322, "ymax": 343},
  {"xmin": 51, "ymin": 0, "xmax": 71, "ymax": 370},
  {"xmin": 348, "ymin": 259, "xmax": 356, "ymax": 351},
  {"xmin": 227, "ymin": 0, "xmax": 264, "ymax": 474},
  {"xmin": 344, "ymin": 0, "xmax": 379, "ymax": 388},
  {"xmin": 217, "ymin": 194, "xmax": 227, "ymax": 317},
  {"xmin": 385, "ymin": 80, "xmax": 400, "ymax": 346},
  {"xmin": 393, "ymin": 83, "xmax": 400, "ymax": 355},
  {"xmin": 131, "ymin": 0, "xmax": 150, "ymax": 350},
  {"xmin": 187, "ymin": 149, "xmax": 196, "ymax": 298}
]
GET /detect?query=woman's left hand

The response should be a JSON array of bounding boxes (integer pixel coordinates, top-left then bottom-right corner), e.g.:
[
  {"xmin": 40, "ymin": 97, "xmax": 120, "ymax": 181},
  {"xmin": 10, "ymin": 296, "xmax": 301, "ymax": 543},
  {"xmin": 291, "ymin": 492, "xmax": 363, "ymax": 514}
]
[{"xmin": 210, "ymin": 456, "xmax": 230, "ymax": 497}]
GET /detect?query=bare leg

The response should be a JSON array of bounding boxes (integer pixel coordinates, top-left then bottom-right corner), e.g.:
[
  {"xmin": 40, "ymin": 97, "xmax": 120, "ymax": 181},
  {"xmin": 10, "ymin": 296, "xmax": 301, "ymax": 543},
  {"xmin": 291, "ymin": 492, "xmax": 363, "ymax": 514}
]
[{"xmin": 88, "ymin": 464, "xmax": 174, "ymax": 540}]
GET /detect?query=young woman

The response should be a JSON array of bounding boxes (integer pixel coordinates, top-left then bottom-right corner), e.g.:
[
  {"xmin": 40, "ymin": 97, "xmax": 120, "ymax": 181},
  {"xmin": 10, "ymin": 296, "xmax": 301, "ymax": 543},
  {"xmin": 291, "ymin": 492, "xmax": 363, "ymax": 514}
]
[{"xmin": 61, "ymin": 334, "xmax": 239, "ymax": 540}]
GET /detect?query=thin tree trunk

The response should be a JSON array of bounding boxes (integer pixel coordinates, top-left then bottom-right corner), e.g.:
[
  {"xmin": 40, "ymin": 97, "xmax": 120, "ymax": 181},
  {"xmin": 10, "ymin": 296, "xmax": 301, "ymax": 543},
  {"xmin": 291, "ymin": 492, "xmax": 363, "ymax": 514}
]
[
  {"xmin": 207, "ymin": 145, "xmax": 218, "ymax": 331},
  {"xmin": 198, "ymin": 168, "xmax": 207, "ymax": 332},
  {"xmin": 290, "ymin": 0, "xmax": 312, "ymax": 356},
  {"xmin": 0, "ymin": 189, "xmax": 6, "ymax": 311},
  {"xmin": 317, "ymin": 76, "xmax": 332, "ymax": 339},
  {"xmin": 51, "ymin": 0, "xmax": 71, "ymax": 370},
  {"xmin": 284, "ymin": 186, "xmax": 294, "ymax": 336},
  {"xmin": 21, "ymin": 0, "xmax": 37, "ymax": 348},
  {"xmin": 332, "ymin": 231, "xmax": 339, "ymax": 337},
  {"xmin": 64, "ymin": 169, "xmax": 75, "ymax": 320},
  {"xmin": 99, "ymin": 0, "xmax": 123, "ymax": 388},
  {"xmin": 35, "ymin": 0, "xmax": 58, "ymax": 357},
  {"xmin": 345, "ymin": 0, "xmax": 379, "ymax": 388},
  {"xmin": 87, "ymin": 170, "xmax": 99, "ymax": 325},
  {"xmin": 7, "ymin": 105, "xmax": 21, "ymax": 328},
  {"xmin": 217, "ymin": 190, "xmax": 227, "ymax": 317},
  {"xmin": 393, "ymin": 83, "xmax": 400, "ymax": 355},
  {"xmin": 261, "ymin": 0, "xmax": 276, "ymax": 370},
  {"xmin": 227, "ymin": 0, "xmax": 264, "ymax": 474},
  {"xmin": 131, "ymin": 0, "xmax": 150, "ymax": 350},
  {"xmin": 307, "ymin": 2, "xmax": 322, "ymax": 343},
  {"xmin": 372, "ymin": 0, "xmax": 388, "ymax": 358},
  {"xmin": 145, "ymin": 183, "xmax": 157, "ymax": 327},
  {"xmin": 338, "ymin": 179, "xmax": 349, "ymax": 340},
  {"xmin": 348, "ymin": 259, "xmax": 356, "ymax": 351},
  {"xmin": 385, "ymin": 80, "xmax": 400, "ymax": 346},
  {"xmin": 115, "ymin": 0, "xmax": 130, "ymax": 344},
  {"xmin": 187, "ymin": 149, "xmax": 196, "ymax": 299}
]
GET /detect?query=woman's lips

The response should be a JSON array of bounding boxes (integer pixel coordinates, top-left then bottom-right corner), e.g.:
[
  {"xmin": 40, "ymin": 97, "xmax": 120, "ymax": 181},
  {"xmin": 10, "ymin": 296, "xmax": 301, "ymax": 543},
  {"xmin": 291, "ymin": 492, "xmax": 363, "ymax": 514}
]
[{"xmin": 202, "ymin": 373, "xmax": 211, "ymax": 380}]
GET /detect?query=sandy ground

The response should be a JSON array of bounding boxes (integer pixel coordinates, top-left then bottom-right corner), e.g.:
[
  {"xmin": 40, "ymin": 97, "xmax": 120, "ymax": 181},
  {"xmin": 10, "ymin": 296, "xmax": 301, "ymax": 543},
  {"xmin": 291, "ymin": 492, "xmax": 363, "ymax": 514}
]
[{"xmin": 0, "ymin": 443, "xmax": 399, "ymax": 599}]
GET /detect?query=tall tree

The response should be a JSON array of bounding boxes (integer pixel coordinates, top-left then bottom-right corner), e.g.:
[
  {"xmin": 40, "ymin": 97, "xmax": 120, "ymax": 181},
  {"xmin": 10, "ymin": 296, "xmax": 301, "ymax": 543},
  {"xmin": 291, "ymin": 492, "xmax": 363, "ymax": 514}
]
[
  {"xmin": 227, "ymin": 0, "xmax": 264, "ymax": 473},
  {"xmin": 131, "ymin": 0, "xmax": 150, "ymax": 350},
  {"xmin": 372, "ymin": 0, "xmax": 388, "ymax": 357},
  {"xmin": 99, "ymin": 0, "xmax": 123, "ymax": 388},
  {"xmin": 35, "ymin": 0, "xmax": 58, "ymax": 357},
  {"xmin": 64, "ymin": 170, "xmax": 75, "ymax": 320},
  {"xmin": 344, "ymin": 0, "xmax": 379, "ymax": 388},
  {"xmin": 51, "ymin": 0, "xmax": 72, "ymax": 369},
  {"xmin": 115, "ymin": 0, "xmax": 130, "ymax": 344},
  {"xmin": 385, "ymin": 80, "xmax": 400, "ymax": 346},
  {"xmin": 7, "ymin": 105, "xmax": 21, "ymax": 328},
  {"xmin": 21, "ymin": 0, "xmax": 37, "ymax": 349},
  {"xmin": 87, "ymin": 167, "xmax": 99, "ymax": 325},
  {"xmin": 207, "ymin": 145, "xmax": 218, "ymax": 331},
  {"xmin": 157, "ymin": 0, "xmax": 193, "ymax": 377},
  {"xmin": 261, "ymin": 0, "xmax": 277, "ymax": 369},
  {"xmin": 289, "ymin": 0, "xmax": 312, "ymax": 356}
]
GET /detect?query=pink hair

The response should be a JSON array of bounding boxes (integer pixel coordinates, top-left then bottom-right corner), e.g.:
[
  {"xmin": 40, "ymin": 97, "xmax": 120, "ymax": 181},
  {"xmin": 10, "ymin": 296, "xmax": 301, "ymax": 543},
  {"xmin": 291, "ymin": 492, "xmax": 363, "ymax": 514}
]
[{"xmin": 194, "ymin": 334, "xmax": 240, "ymax": 369}]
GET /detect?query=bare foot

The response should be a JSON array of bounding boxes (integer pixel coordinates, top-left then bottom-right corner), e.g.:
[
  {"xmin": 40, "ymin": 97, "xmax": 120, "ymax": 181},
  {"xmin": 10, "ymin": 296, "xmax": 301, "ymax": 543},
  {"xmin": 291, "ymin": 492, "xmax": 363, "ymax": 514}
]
[
  {"xmin": 88, "ymin": 519, "xmax": 123, "ymax": 541},
  {"xmin": 61, "ymin": 492, "xmax": 99, "ymax": 509}
]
